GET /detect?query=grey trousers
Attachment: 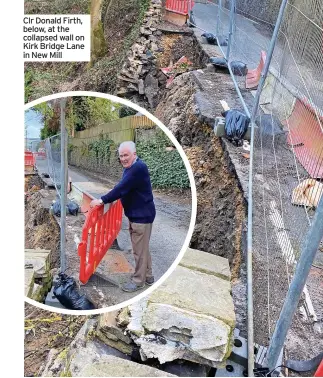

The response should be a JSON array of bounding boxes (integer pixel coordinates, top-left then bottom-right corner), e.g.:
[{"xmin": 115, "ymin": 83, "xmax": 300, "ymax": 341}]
[{"xmin": 129, "ymin": 222, "xmax": 153, "ymax": 284}]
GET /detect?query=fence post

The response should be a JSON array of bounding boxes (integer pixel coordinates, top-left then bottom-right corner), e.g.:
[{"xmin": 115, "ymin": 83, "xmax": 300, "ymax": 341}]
[
  {"xmin": 226, "ymin": 0, "xmax": 235, "ymax": 60},
  {"xmin": 247, "ymin": 0, "xmax": 288, "ymax": 375},
  {"xmin": 267, "ymin": 195, "xmax": 323, "ymax": 370},
  {"xmin": 60, "ymin": 98, "xmax": 67, "ymax": 273},
  {"xmin": 250, "ymin": 0, "xmax": 288, "ymax": 120}
]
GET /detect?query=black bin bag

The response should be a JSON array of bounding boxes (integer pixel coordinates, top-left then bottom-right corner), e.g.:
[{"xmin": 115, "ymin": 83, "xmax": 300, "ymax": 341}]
[
  {"xmin": 67, "ymin": 200, "xmax": 79, "ymax": 216},
  {"xmin": 209, "ymin": 58, "xmax": 247, "ymax": 76},
  {"xmin": 222, "ymin": 109, "xmax": 250, "ymax": 146},
  {"xmin": 52, "ymin": 200, "xmax": 61, "ymax": 217},
  {"xmin": 53, "ymin": 273, "xmax": 96, "ymax": 310}
]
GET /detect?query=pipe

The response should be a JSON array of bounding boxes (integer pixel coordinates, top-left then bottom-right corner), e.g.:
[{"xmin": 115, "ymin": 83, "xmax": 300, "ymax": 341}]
[
  {"xmin": 60, "ymin": 98, "xmax": 67, "ymax": 273},
  {"xmin": 267, "ymin": 194, "xmax": 323, "ymax": 370}
]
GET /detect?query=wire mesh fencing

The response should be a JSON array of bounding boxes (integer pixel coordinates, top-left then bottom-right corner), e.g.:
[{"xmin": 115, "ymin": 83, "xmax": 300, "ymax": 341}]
[
  {"xmin": 190, "ymin": 0, "xmax": 323, "ymax": 356},
  {"xmin": 251, "ymin": 0, "xmax": 323, "ymax": 350},
  {"xmin": 44, "ymin": 134, "xmax": 62, "ymax": 197}
]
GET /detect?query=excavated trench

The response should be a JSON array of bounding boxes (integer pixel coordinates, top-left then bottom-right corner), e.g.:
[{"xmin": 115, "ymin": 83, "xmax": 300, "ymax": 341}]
[
  {"xmin": 25, "ymin": 175, "xmax": 60, "ymax": 269},
  {"xmin": 119, "ymin": 26, "xmax": 246, "ymax": 277},
  {"xmin": 119, "ymin": 25, "xmax": 248, "ymax": 335}
]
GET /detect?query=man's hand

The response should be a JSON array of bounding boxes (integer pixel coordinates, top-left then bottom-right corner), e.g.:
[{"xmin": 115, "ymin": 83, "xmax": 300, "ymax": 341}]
[{"xmin": 90, "ymin": 199, "xmax": 102, "ymax": 208}]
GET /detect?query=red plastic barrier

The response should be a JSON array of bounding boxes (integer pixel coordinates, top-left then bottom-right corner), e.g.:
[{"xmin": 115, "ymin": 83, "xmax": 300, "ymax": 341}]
[
  {"xmin": 165, "ymin": 0, "xmax": 194, "ymax": 15},
  {"xmin": 315, "ymin": 359, "xmax": 323, "ymax": 377},
  {"xmin": 36, "ymin": 151, "xmax": 46, "ymax": 158},
  {"xmin": 77, "ymin": 200, "xmax": 123, "ymax": 284},
  {"xmin": 24, "ymin": 151, "xmax": 35, "ymax": 167},
  {"xmin": 246, "ymin": 50, "xmax": 266, "ymax": 89}
]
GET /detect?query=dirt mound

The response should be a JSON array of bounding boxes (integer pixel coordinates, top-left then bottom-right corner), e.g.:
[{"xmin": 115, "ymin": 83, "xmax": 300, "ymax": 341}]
[
  {"xmin": 25, "ymin": 191, "xmax": 60, "ymax": 268},
  {"xmin": 155, "ymin": 73, "xmax": 245, "ymax": 277},
  {"xmin": 25, "ymin": 175, "xmax": 44, "ymax": 193}
]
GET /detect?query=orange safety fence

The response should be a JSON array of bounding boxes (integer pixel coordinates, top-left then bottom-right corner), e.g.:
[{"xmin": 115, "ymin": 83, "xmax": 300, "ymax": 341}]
[
  {"xmin": 285, "ymin": 98, "xmax": 323, "ymax": 178},
  {"xmin": 77, "ymin": 199, "xmax": 123, "ymax": 284},
  {"xmin": 24, "ymin": 151, "xmax": 35, "ymax": 167},
  {"xmin": 36, "ymin": 151, "xmax": 46, "ymax": 158},
  {"xmin": 165, "ymin": 0, "xmax": 194, "ymax": 15},
  {"xmin": 314, "ymin": 359, "xmax": 323, "ymax": 377},
  {"xmin": 246, "ymin": 50, "xmax": 266, "ymax": 89}
]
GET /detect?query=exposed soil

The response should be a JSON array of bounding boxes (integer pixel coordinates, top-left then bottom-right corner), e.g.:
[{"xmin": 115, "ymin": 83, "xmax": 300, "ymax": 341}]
[
  {"xmin": 157, "ymin": 33, "xmax": 197, "ymax": 69},
  {"xmin": 155, "ymin": 73, "xmax": 245, "ymax": 276},
  {"xmin": 24, "ymin": 303, "xmax": 86, "ymax": 377},
  {"xmin": 25, "ymin": 189, "xmax": 60, "ymax": 268},
  {"xmin": 25, "ymin": 174, "xmax": 44, "ymax": 193}
]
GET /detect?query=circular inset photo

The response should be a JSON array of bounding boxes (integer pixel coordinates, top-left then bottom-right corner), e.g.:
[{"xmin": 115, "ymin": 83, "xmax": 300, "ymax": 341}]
[{"xmin": 24, "ymin": 92, "xmax": 196, "ymax": 314}]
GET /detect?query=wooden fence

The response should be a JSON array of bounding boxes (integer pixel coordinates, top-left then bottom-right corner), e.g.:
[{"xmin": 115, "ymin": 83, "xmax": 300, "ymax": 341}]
[{"xmin": 69, "ymin": 115, "xmax": 156, "ymax": 147}]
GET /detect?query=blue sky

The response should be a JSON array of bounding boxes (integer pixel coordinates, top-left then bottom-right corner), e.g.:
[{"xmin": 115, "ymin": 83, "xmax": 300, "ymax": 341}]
[{"xmin": 25, "ymin": 109, "xmax": 43, "ymax": 139}]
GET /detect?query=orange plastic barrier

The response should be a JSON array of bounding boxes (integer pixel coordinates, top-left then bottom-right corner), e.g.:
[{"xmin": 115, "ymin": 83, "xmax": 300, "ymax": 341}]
[
  {"xmin": 77, "ymin": 200, "xmax": 123, "ymax": 284},
  {"xmin": 286, "ymin": 98, "xmax": 323, "ymax": 178},
  {"xmin": 314, "ymin": 359, "xmax": 323, "ymax": 377},
  {"xmin": 24, "ymin": 151, "xmax": 35, "ymax": 168},
  {"xmin": 246, "ymin": 50, "xmax": 266, "ymax": 89},
  {"xmin": 165, "ymin": 0, "xmax": 194, "ymax": 15},
  {"xmin": 36, "ymin": 151, "xmax": 46, "ymax": 158}
]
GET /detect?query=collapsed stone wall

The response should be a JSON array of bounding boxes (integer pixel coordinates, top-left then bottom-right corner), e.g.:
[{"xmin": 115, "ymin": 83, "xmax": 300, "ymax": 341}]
[{"xmin": 116, "ymin": 0, "xmax": 164, "ymax": 107}]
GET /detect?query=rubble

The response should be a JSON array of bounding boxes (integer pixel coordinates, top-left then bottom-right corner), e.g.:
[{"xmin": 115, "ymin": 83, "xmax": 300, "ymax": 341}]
[
  {"xmin": 42, "ymin": 319, "xmax": 175, "ymax": 377},
  {"xmin": 116, "ymin": 0, "xmax": 163, "ymax": 100},
  {"xmin": 41, "ymin": 249, "xmax": 235, "ymax": 375},
  {"xmin": 116, "ymin": 248, "xmax": 235, "ymax": 368},
  {"xmin": 96, "ymin": 311, "xmax": 134, "ymax": 355}
]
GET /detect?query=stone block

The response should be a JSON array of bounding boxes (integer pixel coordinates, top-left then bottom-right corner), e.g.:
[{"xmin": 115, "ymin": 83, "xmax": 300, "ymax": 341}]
[
  {"xmin": 139, "ymin": 302, "xmax": 232, "ymax": 364},
  {"xmin": 179, "ymin": 247, "xmax": 231, "ymax": 281},
  {"xmin": 148, "ymin": 265, "xmax": 235, "ymax": 327},
  {"xmin": 97, "ymin": 311, "xmax": 132, "ymax": 345},
  {"xmin": 78, "ymin": 355, "xmax": 175, "ymax": 377},
  {"xmin": 96, "ymin": 330, "xmax": 134, "ymax": 356},
  {"xmin": 25, "ymin": 268, "xmax": 35, "ymax": 297}
]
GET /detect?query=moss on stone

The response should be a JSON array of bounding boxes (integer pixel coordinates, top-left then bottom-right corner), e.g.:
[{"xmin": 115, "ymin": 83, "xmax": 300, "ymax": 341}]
[{"xmin": 91, "ymin": 21, "xmax": 107, "ymax": 63}]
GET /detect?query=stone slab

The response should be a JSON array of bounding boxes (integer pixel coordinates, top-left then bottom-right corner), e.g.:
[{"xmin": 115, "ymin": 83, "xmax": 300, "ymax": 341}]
[
  {"xmin": 31, "ymin": 283, "xmax": 44, "ymax": 302},
  {"xmin": 78, "ymin": 355, "xmax": 176, "ymax": 377},
  {"xmin": 139, "ymin": 302, "xmax": 232, "ymax": 363},
  {"xmin": 97, "ymin": 311, "xmax": 132, "ymax": 345},
  {"xmin": 25, "ymin": 251, "xmax": 50, "ymax": 279},
  {"xmin": 148, "ymin": 265, "xmax": 235, "ymax": 327},
  {"xmin": 96, "ymin": 330, "xmax": 134, "ymax": 356},
  {"xmin": 25, "ymin": 268, "xmax": 35, "ymax": 297},
  {"xmin": 179, "ymin": 247, "xmax": 231, "ymax": 281}
]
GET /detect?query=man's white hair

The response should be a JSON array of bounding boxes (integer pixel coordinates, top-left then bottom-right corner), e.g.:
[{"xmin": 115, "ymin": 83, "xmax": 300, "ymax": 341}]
[{"xmin": 119, "ymin": 141, "xmax": 136, "ymax": 153}]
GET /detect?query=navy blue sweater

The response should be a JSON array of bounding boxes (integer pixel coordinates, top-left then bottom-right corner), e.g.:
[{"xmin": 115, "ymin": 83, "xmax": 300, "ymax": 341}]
[{"xmin": 101, "ymin": 158, "xmax": 156, "ymax": 224}]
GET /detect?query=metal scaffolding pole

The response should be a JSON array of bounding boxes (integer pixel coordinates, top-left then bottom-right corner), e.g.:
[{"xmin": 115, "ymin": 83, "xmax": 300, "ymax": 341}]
[
  {"xmin": 60, "ymin": 98, "xmax": 67, "ymax": 273},
  {"xmin": 216, "ymin": 0, "xmax": 222, "ymax": 37},
  {"xmin": 226, "ymin": 0, "xmax": 235, "ymax": 60},
  {"xmin": 247, "ymin": 0, "xmax": 288, "ymax": 375}
]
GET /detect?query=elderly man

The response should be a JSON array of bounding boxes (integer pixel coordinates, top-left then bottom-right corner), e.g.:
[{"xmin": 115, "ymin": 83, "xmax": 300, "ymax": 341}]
[{"xmin": 90, "ymin": 141, "xmax": 156, "ymax": 292}]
